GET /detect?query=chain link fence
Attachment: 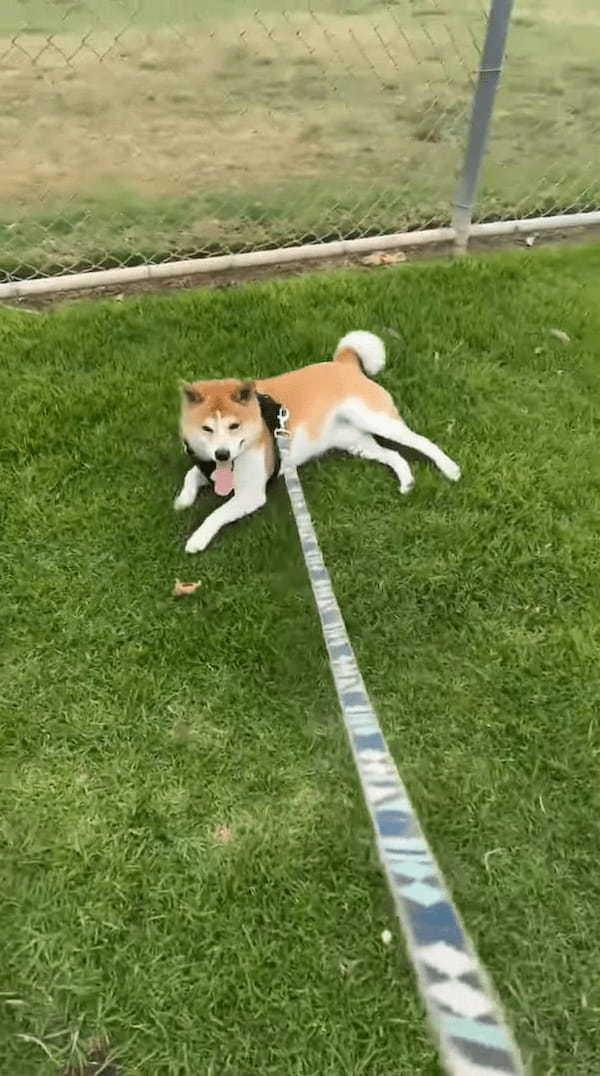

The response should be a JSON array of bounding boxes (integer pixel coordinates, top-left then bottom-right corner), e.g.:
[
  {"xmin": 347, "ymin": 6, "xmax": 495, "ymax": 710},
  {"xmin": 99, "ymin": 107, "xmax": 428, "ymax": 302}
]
[
  {"xmin": 475, "ymin": 1, "xmax": 600, "ymax": 223},
  {"xmin": 1, "ymin": 1, "xmax": 599, "ymax": 285}
]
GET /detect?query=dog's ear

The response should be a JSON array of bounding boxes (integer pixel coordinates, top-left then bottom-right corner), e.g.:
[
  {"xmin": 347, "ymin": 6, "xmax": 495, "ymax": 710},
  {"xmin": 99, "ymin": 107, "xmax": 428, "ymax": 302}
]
[
  {"xmin": 180, "ymin": 381, "xmax": 203, "ymax": 405},
  {"xmin": 232, "ymin": 380, "xmax": 255, "ymax": 405}
]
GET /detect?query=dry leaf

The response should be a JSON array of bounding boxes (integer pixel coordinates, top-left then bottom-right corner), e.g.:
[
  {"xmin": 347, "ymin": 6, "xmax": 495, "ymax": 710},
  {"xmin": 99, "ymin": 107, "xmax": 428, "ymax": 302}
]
[
  {"xmin": 361, "ymin": 251, "xmax": 407, "ymax": 267},
  {"xmin": 534, "ymin": 346, "xmax": 544, "ymax": 355},
  {"xmin": 215, "ymin": 824, "xmax": 233, "ymax": 844},
  {"xmin": 549, "ymin": 328, "xmax": 570, "ymax": 344},
  {"xmin": 173, "ymin": 579, "xmax": 201, "ymax": 596}
]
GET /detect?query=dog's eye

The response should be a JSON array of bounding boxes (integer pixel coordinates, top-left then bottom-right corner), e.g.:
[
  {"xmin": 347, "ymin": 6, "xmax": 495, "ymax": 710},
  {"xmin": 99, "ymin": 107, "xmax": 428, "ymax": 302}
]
[
  {"xmin": 202, "ymin": 425, "xmax": 213, "ymax": 434},
  {"xmin": 229, "ymin": 422, "xmax": 240, "ymax": 431}
]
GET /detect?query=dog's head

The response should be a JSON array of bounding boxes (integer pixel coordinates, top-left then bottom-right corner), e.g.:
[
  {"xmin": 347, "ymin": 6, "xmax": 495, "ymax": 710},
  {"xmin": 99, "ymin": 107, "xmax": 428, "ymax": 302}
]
[{"xmin": 179, "ymin": 378, "xmax": 262, "ymax": 464}]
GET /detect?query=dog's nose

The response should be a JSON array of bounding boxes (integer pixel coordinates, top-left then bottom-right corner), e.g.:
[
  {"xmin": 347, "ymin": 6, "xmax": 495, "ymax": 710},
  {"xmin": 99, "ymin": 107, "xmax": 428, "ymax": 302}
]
[{"xmin": 214, "ymin": 448, "xmax": 231, "ymax": 462}]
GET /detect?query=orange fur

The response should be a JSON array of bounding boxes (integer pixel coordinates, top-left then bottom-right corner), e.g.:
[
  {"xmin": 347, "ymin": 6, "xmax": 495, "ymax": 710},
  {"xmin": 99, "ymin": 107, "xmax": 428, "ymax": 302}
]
[
  {"xmin": 257, "ymin": 359, "xmax": 398, "ymax": 441},
  {"xmin": 181, "ymin": 379, "xmax": 259, "ymax": 426},
  {"xmin": 180, "ymin": 379, "xmax": 263, "ymax": 448}
]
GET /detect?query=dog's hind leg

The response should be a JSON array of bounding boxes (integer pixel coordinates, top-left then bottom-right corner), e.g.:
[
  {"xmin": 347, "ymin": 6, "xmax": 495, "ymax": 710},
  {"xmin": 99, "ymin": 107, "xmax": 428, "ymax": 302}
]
[
  {"xmin": 335, "ymin": 428, "xmax": 414, "ymax": 493},
  {"xmin": 341, "ymin": 401, "xmax": 461, "ymax": 482}
]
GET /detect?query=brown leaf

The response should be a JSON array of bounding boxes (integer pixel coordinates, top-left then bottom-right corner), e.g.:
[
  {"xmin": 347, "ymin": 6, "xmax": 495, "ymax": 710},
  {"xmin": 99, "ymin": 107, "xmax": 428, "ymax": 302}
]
[
  {"xmin": 215, "ymin": 824, "xmax": 233, "ymax": 844},
  {"xmin": 549, "ymin": 328, "xmax": 571, "ymax": 344},
  {"xmin": 361, "ymin": 250, "xmax": 407, "ymax": 267},
  {"xmin": 173, "ymin": 579, "xmax": 201, "ymax": 596}
]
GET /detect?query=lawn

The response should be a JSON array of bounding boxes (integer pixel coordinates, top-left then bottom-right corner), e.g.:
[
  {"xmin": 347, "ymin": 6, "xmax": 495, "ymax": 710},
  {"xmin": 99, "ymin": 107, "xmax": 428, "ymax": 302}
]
[
  {"xmin": 2, "ymin": 245, "xmax": 600, "ymax": 1076},
  {"xmin": 1, "ymin": 0, "xmax": 600, "ymax": 278}
]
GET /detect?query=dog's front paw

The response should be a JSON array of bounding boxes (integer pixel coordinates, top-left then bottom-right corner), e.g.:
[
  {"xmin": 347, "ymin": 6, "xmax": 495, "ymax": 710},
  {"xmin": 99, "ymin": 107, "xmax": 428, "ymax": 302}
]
[
  {"xmin": 174, "ymin": 489, "xmax": 198, "ymax": 511},
  {"xmin": 185, "ymin": 529, "xmax": 210, "ymax": 554}
]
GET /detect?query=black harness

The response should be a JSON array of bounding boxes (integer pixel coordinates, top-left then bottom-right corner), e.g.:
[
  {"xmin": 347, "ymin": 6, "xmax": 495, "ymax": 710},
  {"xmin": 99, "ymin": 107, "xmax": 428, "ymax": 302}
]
[{"xmin": 184, "ymin": 393, "xmax": 282, "ymax": 488}]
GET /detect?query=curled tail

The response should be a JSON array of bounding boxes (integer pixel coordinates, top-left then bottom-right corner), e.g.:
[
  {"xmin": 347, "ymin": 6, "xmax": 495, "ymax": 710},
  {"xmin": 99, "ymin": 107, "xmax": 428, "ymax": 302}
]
[{"xmin": 333, "ymin": 330, "xmax": 386, "ymax": 378}]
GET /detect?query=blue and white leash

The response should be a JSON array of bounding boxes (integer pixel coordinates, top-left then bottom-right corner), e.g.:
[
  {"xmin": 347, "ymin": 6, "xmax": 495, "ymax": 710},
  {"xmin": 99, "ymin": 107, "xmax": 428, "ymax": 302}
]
[{"xmin": 275, "ymin": 407, "xmax": 525, "ymax": 1076}]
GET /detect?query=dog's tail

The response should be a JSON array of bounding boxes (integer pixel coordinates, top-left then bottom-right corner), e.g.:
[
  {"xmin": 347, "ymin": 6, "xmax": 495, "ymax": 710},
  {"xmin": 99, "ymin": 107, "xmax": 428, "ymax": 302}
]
[{"xmin": 333, "ymin": 330, "xmax": 386, "ymax": 378}]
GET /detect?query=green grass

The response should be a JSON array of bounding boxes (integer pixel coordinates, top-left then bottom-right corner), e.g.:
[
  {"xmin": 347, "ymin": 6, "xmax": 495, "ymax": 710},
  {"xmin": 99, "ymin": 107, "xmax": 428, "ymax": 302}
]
[
  {"xmin": 2, "ymin": 246, "xmax": 600, "ymax": 1075},
  {"xmin": 1, "ymin": 0, "xmax": 600, "ymax": 278}
]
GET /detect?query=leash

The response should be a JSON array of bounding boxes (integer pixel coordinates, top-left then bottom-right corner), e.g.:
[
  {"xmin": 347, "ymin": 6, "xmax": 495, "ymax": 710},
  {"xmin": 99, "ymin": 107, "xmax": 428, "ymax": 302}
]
[{"xmin": 274, "ymin": 406, "xmax": 526, "ymax": 1076}]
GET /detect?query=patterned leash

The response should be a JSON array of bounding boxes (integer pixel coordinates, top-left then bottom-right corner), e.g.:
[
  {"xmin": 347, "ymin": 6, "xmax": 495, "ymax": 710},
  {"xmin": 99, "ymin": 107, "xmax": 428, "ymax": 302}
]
[{"xmin": 275, "ymin": 407, "xmax": 525, "ymax": 1076}]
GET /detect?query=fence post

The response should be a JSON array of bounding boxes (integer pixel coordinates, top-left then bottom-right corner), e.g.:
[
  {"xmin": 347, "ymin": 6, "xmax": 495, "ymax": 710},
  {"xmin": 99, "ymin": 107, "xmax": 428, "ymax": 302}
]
[{"xmin": 452, "ymin": 0, "xmax": 515, "ymax": 254}]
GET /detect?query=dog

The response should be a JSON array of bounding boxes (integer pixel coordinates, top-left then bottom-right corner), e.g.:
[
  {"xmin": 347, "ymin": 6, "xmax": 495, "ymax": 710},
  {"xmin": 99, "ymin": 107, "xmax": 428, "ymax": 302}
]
[{"xmin": 175, "ymin": 331, "xmax": 460, "ymax": 553}]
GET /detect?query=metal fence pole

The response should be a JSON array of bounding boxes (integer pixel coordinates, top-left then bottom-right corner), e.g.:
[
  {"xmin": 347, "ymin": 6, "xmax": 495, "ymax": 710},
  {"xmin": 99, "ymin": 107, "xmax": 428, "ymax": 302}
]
[{"xmin": 452, "ymin": 0, "xmax": 515, "ymax": 254}]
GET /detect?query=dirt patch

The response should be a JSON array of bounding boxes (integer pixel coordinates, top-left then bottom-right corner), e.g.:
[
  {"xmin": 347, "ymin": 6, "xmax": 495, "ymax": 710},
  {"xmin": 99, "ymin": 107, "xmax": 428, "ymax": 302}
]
[
  {"xmin": 0, "ymin": 14, "xmax": 461, "ymax": 203},
  {"xmin": 63, "ymin": 1038, "xmax": 122, "ymax": 1076},
  {"xmin": 0, "ymin": 8, "xmax": 474, "ymax": 271}
]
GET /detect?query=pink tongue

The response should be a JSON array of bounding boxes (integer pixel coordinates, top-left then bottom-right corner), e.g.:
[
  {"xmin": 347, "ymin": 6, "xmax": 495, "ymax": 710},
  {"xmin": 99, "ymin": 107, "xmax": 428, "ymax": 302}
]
[{"xmin": 214, "ymin": 462, "xmax": 234, "ymax": 497}]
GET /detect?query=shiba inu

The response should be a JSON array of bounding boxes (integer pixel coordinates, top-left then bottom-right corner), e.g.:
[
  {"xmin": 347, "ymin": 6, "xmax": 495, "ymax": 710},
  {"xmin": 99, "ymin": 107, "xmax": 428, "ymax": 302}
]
[{"xmin": 175, "ymin": 331, "xmax": 460, "ymax": 553}]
